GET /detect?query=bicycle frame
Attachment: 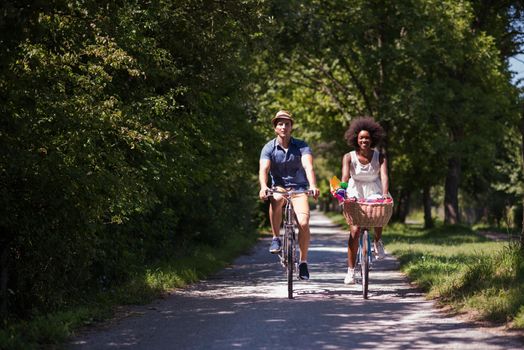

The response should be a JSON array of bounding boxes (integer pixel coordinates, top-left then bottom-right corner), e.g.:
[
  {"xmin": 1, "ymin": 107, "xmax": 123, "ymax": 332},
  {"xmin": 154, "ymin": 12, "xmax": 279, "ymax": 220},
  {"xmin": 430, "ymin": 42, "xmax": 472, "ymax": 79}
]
[
  {"xmin": 282, "ymin": 196, "xmax": 297, "ymax": 298},
  {"xmin": 356, "ymin": 227, "xmax": 372, "ymax": 299}
]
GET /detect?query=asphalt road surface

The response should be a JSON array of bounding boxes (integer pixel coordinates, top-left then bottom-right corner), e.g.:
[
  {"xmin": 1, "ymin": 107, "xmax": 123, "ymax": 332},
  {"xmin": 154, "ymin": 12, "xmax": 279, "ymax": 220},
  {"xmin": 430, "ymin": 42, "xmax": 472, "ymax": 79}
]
[{"xmin": 69, "ymin": 210, "xmax": 524, "ymax": 349}]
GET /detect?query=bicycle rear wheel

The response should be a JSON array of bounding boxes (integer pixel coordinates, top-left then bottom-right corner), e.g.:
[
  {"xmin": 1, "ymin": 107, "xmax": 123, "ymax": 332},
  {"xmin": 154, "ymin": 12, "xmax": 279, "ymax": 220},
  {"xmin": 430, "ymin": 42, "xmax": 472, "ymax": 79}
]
[
  {"xmin": 286, "ymin": 227, "xmax": 294, "ymax": 299},
  {"xmin": 361, "ymin": 229, "xmax": 370, "ymax": 299}
]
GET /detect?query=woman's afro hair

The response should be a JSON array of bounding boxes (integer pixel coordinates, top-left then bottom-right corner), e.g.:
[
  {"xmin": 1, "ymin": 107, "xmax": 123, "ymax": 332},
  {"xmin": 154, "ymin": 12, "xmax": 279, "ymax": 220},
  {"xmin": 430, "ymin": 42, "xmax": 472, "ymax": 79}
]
[{"xmin": 344, "ymin": 116, "xmax": 385, "ymax": 149}]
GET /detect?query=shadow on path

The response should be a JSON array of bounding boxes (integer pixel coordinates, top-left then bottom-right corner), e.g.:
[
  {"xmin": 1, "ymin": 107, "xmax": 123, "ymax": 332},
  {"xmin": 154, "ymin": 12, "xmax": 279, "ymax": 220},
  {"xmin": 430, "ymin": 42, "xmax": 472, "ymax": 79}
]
[{"xmin": 69, "ymin": 210, "xmax": 524, "ymax": 350}]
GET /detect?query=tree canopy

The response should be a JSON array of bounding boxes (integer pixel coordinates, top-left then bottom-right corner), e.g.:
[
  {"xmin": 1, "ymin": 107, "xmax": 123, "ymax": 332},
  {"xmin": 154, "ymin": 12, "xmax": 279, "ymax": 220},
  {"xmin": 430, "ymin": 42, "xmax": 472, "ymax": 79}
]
[{"xmin": 1, "ymin": 0, "xmax": 523, "ymax": 321}]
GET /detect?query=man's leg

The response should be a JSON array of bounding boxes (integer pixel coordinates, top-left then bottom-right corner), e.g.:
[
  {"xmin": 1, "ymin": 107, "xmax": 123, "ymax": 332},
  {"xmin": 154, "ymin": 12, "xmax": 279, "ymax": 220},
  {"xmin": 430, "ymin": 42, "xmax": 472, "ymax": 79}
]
[
  {"xmin": 291, "ymin": 194, "xmax": 311, "ymax": 262},
  {"xmin": 291, "ymin": 194, "xmax": 311, "ymax": 280},
  {"xmin": 268, "ymin": 195, "xmax": 285, "ymax": 253},
  {"xmin": 269, "ymin": 196, "xmax": 285, "ymax": 237}
]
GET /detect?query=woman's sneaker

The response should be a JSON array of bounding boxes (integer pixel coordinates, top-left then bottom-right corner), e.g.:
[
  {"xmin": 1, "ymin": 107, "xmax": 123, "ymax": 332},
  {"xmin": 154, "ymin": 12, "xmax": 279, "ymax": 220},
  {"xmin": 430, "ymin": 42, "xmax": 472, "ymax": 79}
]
[
  {"xmin": 344, "ymin": 268, "xmax": 356, "ymax": 284},
  {"xmin": 374, "ymin": 240, "xmax": 386, "ymax": 259},
  {"xmin": 269, "ymin": 237, "xmax": 281, "ymax": 254}
]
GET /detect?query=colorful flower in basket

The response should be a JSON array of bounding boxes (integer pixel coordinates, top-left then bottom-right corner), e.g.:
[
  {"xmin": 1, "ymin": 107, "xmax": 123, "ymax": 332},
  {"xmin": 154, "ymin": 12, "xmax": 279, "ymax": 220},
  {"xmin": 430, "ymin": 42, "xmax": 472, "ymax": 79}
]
[
  {"xmin": 329, "ymin": 175, "xmax": 348, "ymax": 204},
  {"xmin": 330, "ymin": 176, "xmax": 393, "ymax": 204}
]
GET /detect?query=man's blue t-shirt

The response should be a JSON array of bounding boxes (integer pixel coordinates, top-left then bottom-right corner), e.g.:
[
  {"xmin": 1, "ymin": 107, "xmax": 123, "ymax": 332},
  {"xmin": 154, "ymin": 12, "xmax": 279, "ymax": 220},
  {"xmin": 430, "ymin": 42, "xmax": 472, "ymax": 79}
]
[{"xmin": 260, "ymin": 137, "xmax": 312, "ymax": 190}]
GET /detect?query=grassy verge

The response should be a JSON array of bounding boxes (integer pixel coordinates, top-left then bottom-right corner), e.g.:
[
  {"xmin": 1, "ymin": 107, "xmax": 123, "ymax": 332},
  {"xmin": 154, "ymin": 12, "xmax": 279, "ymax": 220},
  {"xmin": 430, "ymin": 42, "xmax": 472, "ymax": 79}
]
[
  {"xmin": 325, "ymin": 211, "xmax": 524, "ymax": 329},
  {"xmin": 0, "ymin": 233, "xmax": 257, "ymax": 350}
]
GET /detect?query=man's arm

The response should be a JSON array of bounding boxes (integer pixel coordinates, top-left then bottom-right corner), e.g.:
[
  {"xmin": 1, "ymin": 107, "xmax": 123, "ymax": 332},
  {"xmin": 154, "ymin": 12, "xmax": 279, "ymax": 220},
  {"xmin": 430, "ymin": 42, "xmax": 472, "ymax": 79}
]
[
  {"xmin": 259, "ymin": 159, "xmax": 271, "ymax": 200},
  {"xmin": 301, "ymin": 154, "xmax": 319, "ymax": 200}
]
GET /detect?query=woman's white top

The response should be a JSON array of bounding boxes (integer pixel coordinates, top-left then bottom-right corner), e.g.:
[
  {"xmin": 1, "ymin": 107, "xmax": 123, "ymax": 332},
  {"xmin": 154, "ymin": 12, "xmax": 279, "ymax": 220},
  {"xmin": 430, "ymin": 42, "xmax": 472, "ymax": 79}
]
[{"xmin": 346, "ymin": 150, "xmax": 383, "ymax": 199}]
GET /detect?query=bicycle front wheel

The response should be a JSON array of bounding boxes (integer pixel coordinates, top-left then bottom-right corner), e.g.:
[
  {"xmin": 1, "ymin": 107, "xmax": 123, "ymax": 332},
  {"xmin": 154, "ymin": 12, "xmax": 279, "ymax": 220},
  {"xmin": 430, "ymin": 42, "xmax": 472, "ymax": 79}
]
[
  {"xmin": 286, "ymin": 231, "xmax": 294, "ymax": 299},
  {"xmin": 361, "ymin": 229, "xmax": 370, "ymax": 299}
]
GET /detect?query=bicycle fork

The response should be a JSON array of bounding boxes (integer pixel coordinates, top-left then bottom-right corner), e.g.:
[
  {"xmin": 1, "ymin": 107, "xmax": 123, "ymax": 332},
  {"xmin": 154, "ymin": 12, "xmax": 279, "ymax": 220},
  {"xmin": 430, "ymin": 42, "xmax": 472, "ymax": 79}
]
[
  {"xmin": 280, "ymin": 203, "xmax": 297, "ymax": 273},
  {"xmin": 280, "ymin": 224, "xmax": 295, "ymax": 261},
  {"xmin": 356, "ymin": 229, "xmax": 372, "ymax": 277}
]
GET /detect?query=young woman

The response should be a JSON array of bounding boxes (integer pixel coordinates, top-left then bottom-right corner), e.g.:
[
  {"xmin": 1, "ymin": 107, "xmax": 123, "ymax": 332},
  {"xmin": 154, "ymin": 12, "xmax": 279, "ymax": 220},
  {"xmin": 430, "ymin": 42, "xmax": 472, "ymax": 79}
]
[{"xmin": 341, "ymin": 117, "xmax": 390, "ymax": 284}]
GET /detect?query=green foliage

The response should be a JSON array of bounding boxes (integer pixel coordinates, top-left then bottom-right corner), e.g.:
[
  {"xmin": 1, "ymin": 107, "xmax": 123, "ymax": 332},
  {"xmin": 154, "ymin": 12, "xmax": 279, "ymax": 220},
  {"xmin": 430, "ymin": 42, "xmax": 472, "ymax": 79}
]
[
  {"xmin": 0, "ymin": 228, "xmax": 256, "ymax": 349},
  {"xmin": 1, "ymin": 0, "xmax": 268, "ymax": 323}
]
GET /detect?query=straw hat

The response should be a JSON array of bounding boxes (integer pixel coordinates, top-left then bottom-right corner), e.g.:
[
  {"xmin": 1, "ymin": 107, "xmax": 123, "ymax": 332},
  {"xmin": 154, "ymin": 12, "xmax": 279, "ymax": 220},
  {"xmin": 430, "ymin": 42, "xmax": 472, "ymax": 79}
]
[{"xmin": 271, "ymin": 110, "xmax": 294, "ymax": 126}]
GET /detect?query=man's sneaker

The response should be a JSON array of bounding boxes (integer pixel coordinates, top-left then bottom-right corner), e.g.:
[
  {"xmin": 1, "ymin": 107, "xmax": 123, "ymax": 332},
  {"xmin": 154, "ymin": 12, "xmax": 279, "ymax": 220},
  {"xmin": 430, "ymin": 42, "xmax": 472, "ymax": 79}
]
[
  {"xmin": 269, "ymin": 237, "xmax": 282, "ymax": 254},
  {"xmin": 298, "ymin": 262, "xmax": 310, "ymax": 280},
  {"xmin": 374, "ymin": 239, "xmax": 386, "ymax": 260},
  {"xmin": 344, "ymin": 268, "xmax": 356, "ymax": 284}
]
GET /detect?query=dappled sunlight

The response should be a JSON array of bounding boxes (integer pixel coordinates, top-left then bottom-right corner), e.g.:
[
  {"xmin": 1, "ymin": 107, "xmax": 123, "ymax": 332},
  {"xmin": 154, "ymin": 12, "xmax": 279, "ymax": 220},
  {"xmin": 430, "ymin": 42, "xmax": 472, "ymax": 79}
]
[{"xmin": 69, "ymin": 211, "xmax": 523, "ymax": 350}]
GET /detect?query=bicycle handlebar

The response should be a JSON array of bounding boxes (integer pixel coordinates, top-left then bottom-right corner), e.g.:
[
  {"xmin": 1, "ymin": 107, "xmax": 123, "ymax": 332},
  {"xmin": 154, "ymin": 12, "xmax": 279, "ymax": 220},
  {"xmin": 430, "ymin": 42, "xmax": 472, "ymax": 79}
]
[
  {"xmin": 345, "ymin": 196, "xmax": 393, "ymax": 204},
  {"xmin": 265, "ymin": 188, "xmax": 315, "ymax": 197}
]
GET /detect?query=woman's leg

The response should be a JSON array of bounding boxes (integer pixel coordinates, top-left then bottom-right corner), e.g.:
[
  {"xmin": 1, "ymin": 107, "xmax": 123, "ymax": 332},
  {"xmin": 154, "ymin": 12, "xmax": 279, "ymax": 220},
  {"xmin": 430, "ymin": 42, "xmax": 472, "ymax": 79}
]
[
  {"xmin": 347, "ymin": 225, "xmax": 360, "ymax": 268},
  {"xmin": 373, "ymin": 226, "xmax": 385, "ymax": 259},
  {"xmin": 374, "ymin": 226, "xmax": 382, "ymax": 242},
  {"xmin": 345, "ymin": 225, "xmax": 360, "ymax": 284}
]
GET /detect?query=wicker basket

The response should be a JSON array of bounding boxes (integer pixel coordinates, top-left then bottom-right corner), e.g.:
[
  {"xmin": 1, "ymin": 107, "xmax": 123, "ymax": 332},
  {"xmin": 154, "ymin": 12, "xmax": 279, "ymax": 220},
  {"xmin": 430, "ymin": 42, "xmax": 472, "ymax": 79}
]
[{"xmin": 342, "ymin": 200, "xmax": 393, "ymax": 227}]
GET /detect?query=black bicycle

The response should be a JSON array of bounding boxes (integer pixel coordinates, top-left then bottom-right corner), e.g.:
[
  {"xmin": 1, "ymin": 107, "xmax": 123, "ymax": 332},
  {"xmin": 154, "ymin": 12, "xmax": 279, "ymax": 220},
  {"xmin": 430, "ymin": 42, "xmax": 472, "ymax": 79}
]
[{"xmin": 266, "ymin": 188, "xmax": 313, "ymax": 299}]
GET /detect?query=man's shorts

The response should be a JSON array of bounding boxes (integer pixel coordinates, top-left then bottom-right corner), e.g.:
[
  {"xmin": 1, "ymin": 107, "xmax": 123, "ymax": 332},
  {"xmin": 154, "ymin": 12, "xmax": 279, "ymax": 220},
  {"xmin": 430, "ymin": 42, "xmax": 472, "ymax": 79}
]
[{"xmin": 271, "ymin": 186, "xmax": 310, "ymax": 217}]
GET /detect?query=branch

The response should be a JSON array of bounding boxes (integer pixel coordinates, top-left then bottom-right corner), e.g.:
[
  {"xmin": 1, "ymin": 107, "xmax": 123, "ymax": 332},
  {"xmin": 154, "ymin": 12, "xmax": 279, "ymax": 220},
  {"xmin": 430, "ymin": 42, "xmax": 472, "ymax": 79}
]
[
  {"xmin": 337, "ymin": 55, "xmax": 375, "ymax": 117},
  {"xmin": 289, "ymin": 56, "xmax": 358, "ymax": 118},
  {"xmin": 302, "ymin": 54, "xmax": 352, "ymax": 97}
]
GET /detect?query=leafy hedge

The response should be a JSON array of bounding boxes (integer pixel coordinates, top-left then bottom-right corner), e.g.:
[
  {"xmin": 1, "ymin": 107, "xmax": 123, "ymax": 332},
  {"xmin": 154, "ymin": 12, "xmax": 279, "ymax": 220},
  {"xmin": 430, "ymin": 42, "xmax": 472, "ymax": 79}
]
[{"xmin": 0, "ymin": 0, "xmax": 266, "ymax": 319}]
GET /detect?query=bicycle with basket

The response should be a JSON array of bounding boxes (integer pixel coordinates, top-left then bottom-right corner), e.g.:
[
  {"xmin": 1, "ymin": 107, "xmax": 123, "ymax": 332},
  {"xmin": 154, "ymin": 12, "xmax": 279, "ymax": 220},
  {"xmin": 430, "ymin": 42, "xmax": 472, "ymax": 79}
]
[{"xmin": 331, "ymin": 176, "xmax": 393, "ymax": 299}]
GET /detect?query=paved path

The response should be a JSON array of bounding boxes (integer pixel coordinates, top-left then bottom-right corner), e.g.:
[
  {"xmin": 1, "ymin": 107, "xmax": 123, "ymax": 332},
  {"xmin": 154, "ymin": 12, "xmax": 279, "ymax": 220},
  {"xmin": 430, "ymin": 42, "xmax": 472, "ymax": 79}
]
[{"xmin": 69, "ymin": 210, "xmax": 524, "ymax": 349}]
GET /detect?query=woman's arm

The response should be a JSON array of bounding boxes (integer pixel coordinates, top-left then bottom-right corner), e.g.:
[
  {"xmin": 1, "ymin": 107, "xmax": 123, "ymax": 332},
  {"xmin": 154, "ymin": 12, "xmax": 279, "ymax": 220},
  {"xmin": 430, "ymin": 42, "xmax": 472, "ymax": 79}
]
[
  {"xmin": 379, "ymin": 153, "xmax": 389, "ymax": 196},
  {"xmin": 341, "ymin": 153, "xmax": 351, "ymax": 183}
]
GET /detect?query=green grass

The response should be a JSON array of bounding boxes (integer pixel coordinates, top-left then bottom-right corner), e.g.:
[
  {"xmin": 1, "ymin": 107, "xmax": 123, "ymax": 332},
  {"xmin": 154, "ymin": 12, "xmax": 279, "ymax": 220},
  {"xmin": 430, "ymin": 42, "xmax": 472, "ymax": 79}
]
[
  {"xmin": 325, "ymin": 210, "xmax": 524, "ymax": 328},
  {"xmin": 385, "ymin": 222, "xmax": 524, "ymax": 328},
  {"xmin": 472, "ymin": 223, "xmax": 521, "ymax": 240},
  {"xmin": 0, "ymin": 233, "xmax": 257, "ymax": 350}
]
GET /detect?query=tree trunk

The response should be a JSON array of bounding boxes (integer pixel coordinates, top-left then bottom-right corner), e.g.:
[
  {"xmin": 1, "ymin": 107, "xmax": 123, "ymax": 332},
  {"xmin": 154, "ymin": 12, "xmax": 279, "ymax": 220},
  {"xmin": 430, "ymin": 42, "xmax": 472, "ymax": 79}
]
[
  {"xmin": 520, "ymin": 200, "xmax": 524, "ymax": 253},
  {"xmin": 0, "ymin": 246, "xmax": 8, "ymax": 320},
  {"xmin": 444, "ymin": 156, "xmax": 461, "ymax": 224},
  {"xmin": 394, "ymin": 188, "xmax": 411, "ymax": 223},
  {"xmin": 519, "ymin": 111, "xmax": 524, "ymax": 253},
  {"xmin": 423, "ymin": 186, "xmax": 434, "ymax": 229}
]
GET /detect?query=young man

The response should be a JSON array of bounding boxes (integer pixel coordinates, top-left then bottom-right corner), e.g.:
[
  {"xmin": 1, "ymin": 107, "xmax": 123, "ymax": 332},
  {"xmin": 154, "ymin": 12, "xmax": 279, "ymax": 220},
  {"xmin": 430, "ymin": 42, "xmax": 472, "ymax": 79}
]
[{"xmin": 259, "ymin": 110, "xmax": 320, "ymax": 280}]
